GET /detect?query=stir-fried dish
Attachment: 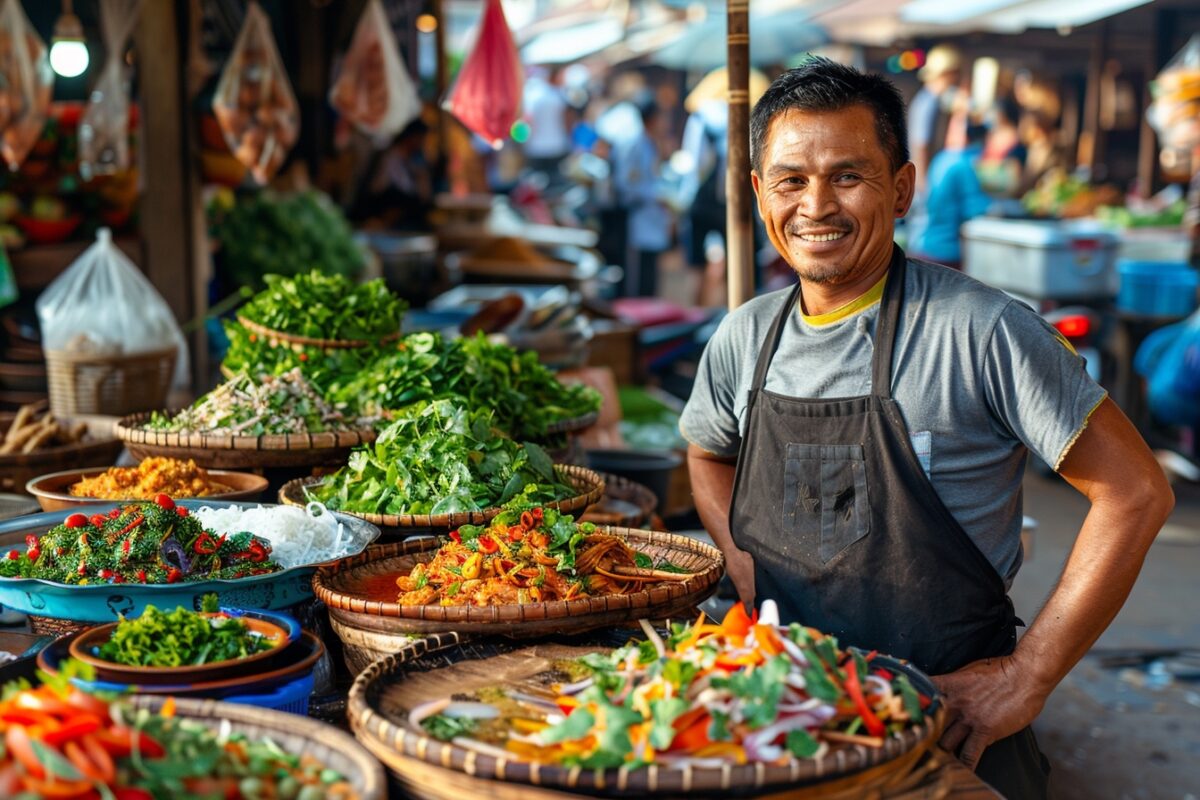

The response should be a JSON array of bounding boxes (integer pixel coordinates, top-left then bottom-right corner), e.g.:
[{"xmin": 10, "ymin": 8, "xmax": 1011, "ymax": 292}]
[
  {"xmin": 414, "ymin": 600, "xmax": 933, "ymax": 768},
  {"xmin": 395, "ymin": 505, "xmax": 692, "ymax": 607}
]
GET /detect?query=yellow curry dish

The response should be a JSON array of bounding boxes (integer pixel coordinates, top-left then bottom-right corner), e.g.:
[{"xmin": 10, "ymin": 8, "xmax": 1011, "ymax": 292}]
[{"xmin": 70, "ymin": 457, "xmax": 231, "ymax": 500}]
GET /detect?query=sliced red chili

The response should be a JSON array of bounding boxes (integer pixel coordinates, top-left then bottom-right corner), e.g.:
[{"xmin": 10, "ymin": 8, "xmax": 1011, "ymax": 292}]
[
  {"xmin": 117, "ymin": 515, "xmax": 145, "ymax": 537},
  {"xmin": 89, "ymin": 514, "xmax": 106, "ymax": 528},
  {"xmin": 478, "ymin": 536, "xmax": 498, "ymax": 554},
  {"xmin": 448, "ymin": 530, "xmax": 462, "ymax": 544},
  {"xmin": 193, "ymin": 533, "xmax": 221, "ymax": 555},
  {"xmin": 520, "ymin": 511, "xmax": 535, "ymax": 529},
  {"xmin": 165, "ymin": 567, "xmax": 182, "ymax": 583},
  {"xmin": 843, "ymin": 660, "xmax": 886, "ymax": 737}
]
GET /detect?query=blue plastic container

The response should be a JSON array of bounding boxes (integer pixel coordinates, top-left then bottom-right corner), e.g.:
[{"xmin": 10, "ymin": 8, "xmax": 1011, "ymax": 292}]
[
  {"xmin": 1117, "ymin": 260, "xmax": 1199, "ymax": 318},
  {"xmin": 224, "ymin": 669, "xmax": 315, "ymax": 715}
]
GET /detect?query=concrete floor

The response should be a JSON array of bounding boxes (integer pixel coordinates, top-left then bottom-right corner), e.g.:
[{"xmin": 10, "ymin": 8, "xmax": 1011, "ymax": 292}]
[{"xmin": 1016, "ymin": 473, "xmax": 1200, "ymax": 800}]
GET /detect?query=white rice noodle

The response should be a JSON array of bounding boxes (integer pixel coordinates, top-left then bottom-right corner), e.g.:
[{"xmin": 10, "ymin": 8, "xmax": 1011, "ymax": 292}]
[{"xmin": 195, "ymin": 502, "xmax": 368, "ymax": 567}]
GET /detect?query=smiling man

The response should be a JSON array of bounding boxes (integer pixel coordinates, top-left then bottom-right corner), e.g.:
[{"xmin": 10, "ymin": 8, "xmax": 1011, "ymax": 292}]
[{"xmin": 680, "ymin": 59, "xmax": 1173, "ymax": 798}]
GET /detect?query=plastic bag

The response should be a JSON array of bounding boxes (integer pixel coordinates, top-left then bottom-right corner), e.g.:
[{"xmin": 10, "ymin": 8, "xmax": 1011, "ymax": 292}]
[
  {"xmin": 79, "ymin": 0, "xmax": 145, "ymax": 178},
  {"xmin": 36, "ymin": 228, "xmax": 189, "ymax": 386},
  {"xmin": 0, "ymin": 0, "xmax": 54, "ymax": 171},
  {"xmin": 443, "ymin": 0, "xmax": 523, "ymax": 148},
  {"xmin": 1135, "ymin": 309, "xmax": 1200, "ymax": 428},
  {"xmin": 212, "ymin": 2, "xmax": 299, "ymax": 184},
  {"xmin": 330, "ymin": 0, "xmax": 420, "ymax": 145},
  {"xmin": 1148, "ymin": 34, "xmax": 1200, "ymax": 152}
]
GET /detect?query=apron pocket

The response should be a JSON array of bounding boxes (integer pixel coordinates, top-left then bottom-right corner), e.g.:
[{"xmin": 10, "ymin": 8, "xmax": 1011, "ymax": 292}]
[{"xmin": 784, "ymin": 443, "xmax": 870, "ymax": 563}]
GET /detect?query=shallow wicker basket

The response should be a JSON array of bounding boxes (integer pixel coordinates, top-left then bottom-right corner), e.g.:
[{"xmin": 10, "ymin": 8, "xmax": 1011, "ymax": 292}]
[
  {"xmin": 115, "ymin": 410, "xmax": 376, "ymax": 469},
  {"xmin": 45, "ymin": 347, "xmax": 176, "ymax": 417},
  {"xmin": 347, "ymin": 632, "xmax": 945, "ymax": 799},
  {"xmin": 129, "ymin": 695, "xmax": 386, "ymax": 799},
  {"xmin": 580, "ymin": 472, "xmax": 658, "ymax": 528},
  {"xmin": 0, "ymin": 414, "xmax": 123, "ymax": 495},
  {"xmin": 278, "ymin": 464, "xmax": 606, "ymax": 532},
  {"xmin": 542, "ymin": 409, "xmax": 599, "ymax": 436},
  {"xmin": 312, "ymin": 527, "xmax": 723, "ymax": 640},
  {"xmin": 236, "ymin": 315, "xmax": 401, "ymax": 350}
]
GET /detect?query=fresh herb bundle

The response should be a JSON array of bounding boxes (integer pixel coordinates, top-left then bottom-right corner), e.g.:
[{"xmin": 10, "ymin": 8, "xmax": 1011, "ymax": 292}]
[
  {"xmin": 98, "ymin": 594, "xmax": 277, "ymax": 668},
  {"xmin": 309, "ymin": 399, "xmax": 576, "ymax": 516},
  {"xmin": 334, "ymin": 332, "xmax": 602, "ymax": 439},
  {"xmin": 238, "ymin": 270, "xmax": 406, "ymax": 341},
  {"xmin": 221, "ymin": 319, "xmax": 382, "ymax": 397}
]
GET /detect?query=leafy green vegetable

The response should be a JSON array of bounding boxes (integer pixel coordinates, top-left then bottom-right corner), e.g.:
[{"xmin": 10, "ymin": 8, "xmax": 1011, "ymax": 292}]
[
  {"xmin": 209, "ymin": 190, "xmax": 364, "ymax": 289},
  {"xmin": 540, "ymin": 707, "xmax": 595, "ymax": 744},
  {"xmin": 421, "ymin": 714, "xmax": 479, "ymax": 742},
  {"xmin": 238, "ymin": 270, "xmax": 406, "ymax": 341},
  {"xmin": 308, "ymin": 399, "xmax": 576, "ymax": 515},
  {"xmin": 648, "ymin": 697, "xmax": 689, "ymax": 749},
  {"xmin": 894, "ymin": 673, "xmax": 925, "ymax": 723},
  {"xmin": 786, "ymin": 729, "xmax": 821, "ymax": 758},
  {"xmin": 98, "ymin": 602, "xmax": 277, "ymax": 668}
]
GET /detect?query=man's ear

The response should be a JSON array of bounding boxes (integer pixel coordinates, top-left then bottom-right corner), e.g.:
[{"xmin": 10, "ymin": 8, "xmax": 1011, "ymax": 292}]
[
  {"xmin": 894, "ymin": 161, "xmax": 916, "ymax": 218},
  {"xmin": 751, "ymin": 171, "xmax": 765, "ymax": 221}
]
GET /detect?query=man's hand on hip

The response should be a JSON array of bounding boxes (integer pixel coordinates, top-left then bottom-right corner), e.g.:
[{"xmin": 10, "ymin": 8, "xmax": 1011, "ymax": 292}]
[{"xmin": 931, "ymin": 654, "xmax": 1049, "ymax": 771}]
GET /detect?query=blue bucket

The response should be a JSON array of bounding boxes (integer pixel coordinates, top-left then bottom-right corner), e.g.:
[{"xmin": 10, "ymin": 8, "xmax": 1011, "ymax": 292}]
[
  {"xmin": 1117, "ymin": 260, "xmax": 1199, "ymax": 318},
  {"xmin": 224, "ymin": 669, "xmax": 315, "ymax": 715}
]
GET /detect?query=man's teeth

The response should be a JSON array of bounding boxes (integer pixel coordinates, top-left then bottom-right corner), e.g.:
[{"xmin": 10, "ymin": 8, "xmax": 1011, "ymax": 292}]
[{"xmin": 799, "ymin": 232, "xmax": 847, "ymax": 242}]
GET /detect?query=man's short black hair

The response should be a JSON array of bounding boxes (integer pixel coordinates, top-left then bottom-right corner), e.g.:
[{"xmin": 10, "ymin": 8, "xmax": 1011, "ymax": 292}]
[{"xmin": 750, "ymin": 57, "xmax": 909, "ymax": 173}]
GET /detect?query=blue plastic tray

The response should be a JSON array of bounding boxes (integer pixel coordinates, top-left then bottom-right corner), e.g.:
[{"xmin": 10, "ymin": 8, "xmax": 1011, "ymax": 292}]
[{"xmin": 0, "ymin": 500, "xmax": 378, "ymax": 623}]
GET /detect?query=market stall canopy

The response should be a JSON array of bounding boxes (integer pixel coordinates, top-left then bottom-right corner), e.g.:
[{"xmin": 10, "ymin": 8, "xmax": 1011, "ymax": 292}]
[
  {"xmin": 816, "ymin": 0, "xmax": 1156, "ymax": 44},
  {"xmin": 651, "ymin": 7, "xmax": 828, "ymax": 70},
  {"xmin": 521, "ymin": 16, "xmax": 625, "ymax": 64}
]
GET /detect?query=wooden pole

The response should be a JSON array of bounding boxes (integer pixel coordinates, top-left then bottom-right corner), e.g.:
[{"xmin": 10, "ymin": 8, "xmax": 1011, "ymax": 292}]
[
  {"xmin": 726, "ymin": 0, "xmax": 753, "ymax": 310},
  {"xmin": 432, "ymin": 0, "xmax": 449, "ymax": 184}
]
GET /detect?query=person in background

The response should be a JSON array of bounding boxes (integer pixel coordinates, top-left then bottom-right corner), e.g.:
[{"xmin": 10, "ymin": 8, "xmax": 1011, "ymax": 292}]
[
  {"xmin": 523, "ymin": 66, "xmax": 571, "ymax": 176},
  {"xmin": 911, "ymin": 117, "xmax": 992, "ymax": 269},
  {"xmin": 349, "ymin": 118, "xmax": 432, "ymax": 228},
  {"xmin": 679, "ymin": 98, "xmax": 730, "ymax": 305},
  {"xmin": 978, "ymin": 96, "xmax": 1026, "ymax": 196},
  {"xmin": 614, "ymin": 94, "xmax": 672, "ymax": 297},
  {"xmin": 908, "ymin": 44, "xmax": 964, "ymax": 197}
]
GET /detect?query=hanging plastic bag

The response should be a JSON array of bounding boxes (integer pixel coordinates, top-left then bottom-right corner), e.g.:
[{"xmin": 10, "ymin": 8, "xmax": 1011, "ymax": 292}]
[
  {"xmin": 0, "ymin": 0, "xmax": 54, "ymax": 171},
  {"xmin": 1135, "ymin": 309, "xmax": 1200, "ymax": 428},
  {"xmin": 1148, "ymin": 34, "xmax": 1200, "ymax": 155},
  {"xmin": 212, "ymin": 2, "xmax": 299, "ymax": 184},
  {"xmin": 443, "ymin": 0, "xmax": 523, "ymax": 148},
  {"xmin": 36, "ymin": 228, "xmax": 189, "ymax": 387},
  {"xmin": 79, "ymin": 0, "xmax": 145, "ymax": 178},
  {"xmin": 330, "ymin": 0, "xmax": 420, "ymax": 145}
]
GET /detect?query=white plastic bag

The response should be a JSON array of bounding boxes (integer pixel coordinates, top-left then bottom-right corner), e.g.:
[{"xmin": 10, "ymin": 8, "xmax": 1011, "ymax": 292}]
[
  {"xmin": 330, "ymin": 0, "xmax": 420, "ymax": 145},
  {"xmin": 1149, "ymin": 34, "xmax": 1200, "ymax": 150},
  {"xmin": 79, "ymin": 0, "xmax": 145, "ymax": 178},
  {"xmin": 0, "ymin": 0, "xmax": 54, "ymax": 171},
  {"xmin": 36, "ymin": 228, "xmax": 189, "ymax": 386},
  {"xmin": 212, "ymin": 2, "xmax": 299, "ymax": 184}
]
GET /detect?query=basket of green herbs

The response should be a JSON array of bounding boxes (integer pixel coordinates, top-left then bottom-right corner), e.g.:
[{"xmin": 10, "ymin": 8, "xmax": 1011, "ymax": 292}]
[
  {"xmin": 234, "ymin": 270, "xmax": 407, "ymax": 349},
  {"xmin": 279, "ymin": 399, "xmax": 605, "ymax": 530}
]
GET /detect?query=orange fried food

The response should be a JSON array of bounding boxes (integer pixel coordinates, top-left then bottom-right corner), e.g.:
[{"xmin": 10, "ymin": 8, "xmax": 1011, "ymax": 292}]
[{"xmin": 70, "ymin": 457, "xmax": 230, "ymax": 500}]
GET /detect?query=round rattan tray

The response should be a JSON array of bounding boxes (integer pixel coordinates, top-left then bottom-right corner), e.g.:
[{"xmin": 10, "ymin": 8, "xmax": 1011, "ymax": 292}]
[
  {"xmin": 312, "ymin": 527, "xmax": 723, "ymax": 639},
  {"xmin": 115, "ymin": 411, "xmax": 376, "ymax": 469},
  {"xmin": 347, "ymin": 631, "xmax": 944, "ymax": 799},
  {"xmin": 130, "ymin": 694, "xmax": 386, "ymax": 799},
  {"xmin": 278, "ymin": 464, "xmax": 606, "ymax": 532},
  {"xmin": 236, "ymin": 314, "xmax": 401, "ymax": 350},
  {"xmin": 542, "ymin": 410, "xmax": 599, "ymax": 436},
  {"xmin": 579, "ymin": 472, "xmax": 657, "ymax": 528}
]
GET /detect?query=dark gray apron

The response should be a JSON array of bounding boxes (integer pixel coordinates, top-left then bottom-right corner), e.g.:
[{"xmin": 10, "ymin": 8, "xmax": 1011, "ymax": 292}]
[{"xmin": 728, "ymin": 247, "xmax": 1050, "ymax": 798}]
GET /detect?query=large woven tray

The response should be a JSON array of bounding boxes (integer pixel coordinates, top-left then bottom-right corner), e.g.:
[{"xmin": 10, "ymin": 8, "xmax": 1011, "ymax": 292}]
[
  {"xmin": 236, "ymin": 314, "xmax": 401, "ymax": 350},
  {"xmin": 131, "ymin": 695, "xmax": 386, "ymax": 800},
  {"xmin": 542, "ymin": 410, "xmax": 599, "ymax": 436},
  {"xmin": 312, "ymin": 527, "xmax": 723, "ymax": 638},
  {"xmin": 115, "ymin": 410, "xmax": 376, "ymax": 469},
  {"xmin": 347, "ymin": 631, "xmax": 944, "ymax": 799},
  {"xmin": 278, "ymin": 464, "xmax": 606, "ymax": 532}
]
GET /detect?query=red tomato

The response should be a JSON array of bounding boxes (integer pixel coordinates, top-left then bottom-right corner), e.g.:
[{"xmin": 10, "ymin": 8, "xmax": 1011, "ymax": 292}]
[
  {"xmin": 153, "ymin": 494, "xmax": 175, "ymax": 511},
  {"xmin": 64, "ymin": 513, "xmax": 88, "ymax": 529},
  {"xmin": 88, "ymin": 514, "xmax": 106, "ymax": 528},
  {"xmin": 176, "ymin": 507, "xmax": 189, "ymax": 517},
  {"xmin": 66, "ymin": 689, "xmax": 112, "ymax": 719}
]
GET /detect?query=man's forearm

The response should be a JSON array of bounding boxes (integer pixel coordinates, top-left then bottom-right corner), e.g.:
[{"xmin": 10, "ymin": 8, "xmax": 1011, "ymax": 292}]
[{"xmin": 687, "ymin": 443, "xmax": 738, "ymax": 554}]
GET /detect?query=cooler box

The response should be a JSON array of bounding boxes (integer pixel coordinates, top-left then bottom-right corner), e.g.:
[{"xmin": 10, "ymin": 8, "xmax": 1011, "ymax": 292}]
[
  {"xmin": 961, "ymin": 218, "xmax": 1120, "ymax": 300},
  {"xmin": 1116, "ymin": 260, "xmax": 1199, "ymax": 318}
]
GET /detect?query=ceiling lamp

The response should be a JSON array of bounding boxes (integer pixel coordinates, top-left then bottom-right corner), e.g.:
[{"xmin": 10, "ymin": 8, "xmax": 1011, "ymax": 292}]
[{"xmin": 50, "ymin": 0, "xmax": 89, "ymax": 78}]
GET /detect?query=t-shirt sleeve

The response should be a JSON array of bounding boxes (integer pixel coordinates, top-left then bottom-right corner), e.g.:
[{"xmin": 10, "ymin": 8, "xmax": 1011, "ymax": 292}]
[
  {"xmin": 680, "ymin": 314, "xmax": 744, "ymax": 457},
  {"xmin": 981, "ymin": 300, "xmax": 1108, "ymax": 469}
]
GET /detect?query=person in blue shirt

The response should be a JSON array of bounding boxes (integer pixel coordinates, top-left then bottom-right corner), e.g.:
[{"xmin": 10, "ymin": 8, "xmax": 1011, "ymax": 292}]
[
  {"xmin": 613, "ymin": 95, "xmax": 672, "ymax": 296},
  {"xmin": 911, "ymin": 118, "xmax": 992, "ymax": 269}
]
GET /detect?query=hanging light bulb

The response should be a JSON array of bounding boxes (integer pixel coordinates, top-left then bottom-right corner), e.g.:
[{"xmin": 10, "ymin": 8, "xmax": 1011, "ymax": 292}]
[{"xmin": 50, "ymin": 0, "xmax": 89, "ymax": 78}]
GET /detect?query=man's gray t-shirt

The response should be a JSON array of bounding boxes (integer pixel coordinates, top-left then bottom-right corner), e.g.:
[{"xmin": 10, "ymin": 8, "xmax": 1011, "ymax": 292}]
[{"xmin": 680, "ymin": 258, "xmax": 1107, "ymax": 587}]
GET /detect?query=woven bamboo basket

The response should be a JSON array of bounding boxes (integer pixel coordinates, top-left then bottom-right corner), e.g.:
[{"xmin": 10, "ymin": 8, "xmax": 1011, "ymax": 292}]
[
  {"xmin": 236, "ymin": 315, "xmax": 400, "ymax": 350},
  {"xmin": 129, "ymin": 695, "xmax": 386, "ymax": 799},
  {"xmin": 115, "ymin": 411, "xmax": 376, "ymax": 469},
  {"xmin": 0, "ymin": 414, "xmax": 123, "ymax": 494},
  {"xmin": 347, "ymin": 632, "xmax": 945, "ymax": 799},
  {"xmin": 579, "ymin": 472, "xmax": 658, "ymax": 528},
  {"xmin": 312, "ymin": 526, "xmax": 723, "ymax": 639},
  {"xmin": 542, "ymin": 410, "xmax": 599, "ymax": 436},
  {"xmin": 278, "ymin": 464, "xmax": 606, "ymax": 532},
  {"xmin": 327, "ymin": 606, "xmax": 424, "ymax": 675},
  {"xmin": 45, "ymin": 347, "xmax": 176, "ymax": 417}
]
